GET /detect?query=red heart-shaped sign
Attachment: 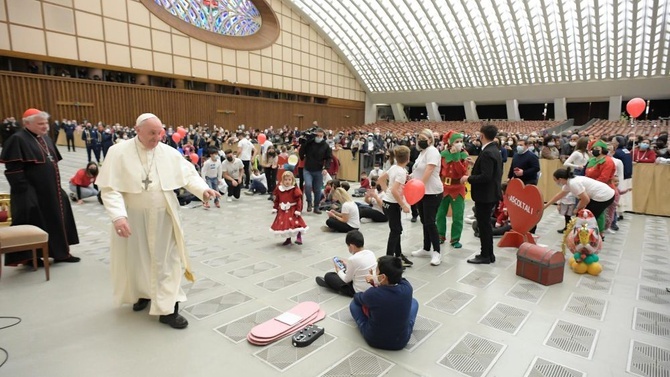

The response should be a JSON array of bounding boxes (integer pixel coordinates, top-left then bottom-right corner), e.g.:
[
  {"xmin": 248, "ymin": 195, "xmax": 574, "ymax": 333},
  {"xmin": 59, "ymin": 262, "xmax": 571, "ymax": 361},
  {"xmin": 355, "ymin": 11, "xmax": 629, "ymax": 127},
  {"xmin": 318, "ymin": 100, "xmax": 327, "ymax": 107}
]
[{"xmin": 504, "ymin": 178, "xmax": 544, "ymax": 234}]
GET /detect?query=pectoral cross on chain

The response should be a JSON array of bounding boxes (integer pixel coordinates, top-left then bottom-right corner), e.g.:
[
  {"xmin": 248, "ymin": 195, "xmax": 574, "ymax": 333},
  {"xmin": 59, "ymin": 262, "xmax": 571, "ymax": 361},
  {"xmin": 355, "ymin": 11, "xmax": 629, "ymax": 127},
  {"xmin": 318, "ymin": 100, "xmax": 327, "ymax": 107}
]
[{"xmin": 142, "ymin": 176, "xmax": 152, "ymax": 190}]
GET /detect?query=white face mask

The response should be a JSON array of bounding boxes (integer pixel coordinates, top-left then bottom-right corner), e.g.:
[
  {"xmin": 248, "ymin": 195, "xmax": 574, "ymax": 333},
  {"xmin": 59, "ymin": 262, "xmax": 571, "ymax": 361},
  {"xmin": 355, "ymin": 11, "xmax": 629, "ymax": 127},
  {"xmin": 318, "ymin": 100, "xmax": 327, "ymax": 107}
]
[
  {"xmin": 453, "ymin": 142, "xmax": 463, "ymax": 151},
  {"xmin": 569, "ymin": 141, "xmax": 576, "ymax": 146},
  {"xmin": 507, "ymin": 140, "xmax": 513, "ymax": 145},
  {"xmin": 371, "ymin": 271, "xmax": 380, "ymax": 287}
]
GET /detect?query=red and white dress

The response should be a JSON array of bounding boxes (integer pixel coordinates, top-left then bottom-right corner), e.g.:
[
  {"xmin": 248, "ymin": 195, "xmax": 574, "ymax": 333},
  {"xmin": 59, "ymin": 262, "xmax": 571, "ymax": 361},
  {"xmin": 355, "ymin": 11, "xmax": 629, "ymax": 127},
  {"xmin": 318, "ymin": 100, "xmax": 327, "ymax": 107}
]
[{"xmin": 270, "ymin": 185, "xmax": 308, "ymax": 237}]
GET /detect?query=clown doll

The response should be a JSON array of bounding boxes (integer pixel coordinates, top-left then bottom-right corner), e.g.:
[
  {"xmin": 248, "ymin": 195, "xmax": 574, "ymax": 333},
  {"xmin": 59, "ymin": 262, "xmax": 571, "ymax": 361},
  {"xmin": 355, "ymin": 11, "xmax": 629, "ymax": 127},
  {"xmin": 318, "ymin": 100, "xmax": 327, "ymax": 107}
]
[{"xmin": 436, "ymin": 131, "xmax": 469, "ymax": 248}]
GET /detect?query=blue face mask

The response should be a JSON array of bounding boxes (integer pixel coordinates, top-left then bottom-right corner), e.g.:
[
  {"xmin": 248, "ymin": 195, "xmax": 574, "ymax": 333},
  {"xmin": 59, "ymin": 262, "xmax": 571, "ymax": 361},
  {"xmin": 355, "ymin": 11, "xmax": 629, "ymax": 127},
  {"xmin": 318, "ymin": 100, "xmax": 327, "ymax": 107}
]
[
  {"xmin": 640, "ymin": 143, "xmax": 649, "ymax": 150},
  {"xmin": 528, "ymin": 146, "xmax": 535, "ymax": 152},
  {"xmin": 314, "ymin": 137, "xmax": 323, "ymax": 143},
  {"xmin": 516, "ymin": 146, "xmax": 525, "ymax": 154}
]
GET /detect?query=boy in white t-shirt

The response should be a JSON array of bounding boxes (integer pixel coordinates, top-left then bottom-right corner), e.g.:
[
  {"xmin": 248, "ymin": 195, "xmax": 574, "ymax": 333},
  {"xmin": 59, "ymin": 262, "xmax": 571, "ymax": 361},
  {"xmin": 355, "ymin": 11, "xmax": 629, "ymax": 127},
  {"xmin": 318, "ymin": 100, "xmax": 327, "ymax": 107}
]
[
  {"xmin": 378, "ymin": 145, "xmax": 413, "ymax": 267},
  {"xmin": 315, "ymin": 230, "xmax": 377, "ymax": 296},
  {"xmin": 201, "ymin": 149, "xmax": 223, "ymax": 208}
]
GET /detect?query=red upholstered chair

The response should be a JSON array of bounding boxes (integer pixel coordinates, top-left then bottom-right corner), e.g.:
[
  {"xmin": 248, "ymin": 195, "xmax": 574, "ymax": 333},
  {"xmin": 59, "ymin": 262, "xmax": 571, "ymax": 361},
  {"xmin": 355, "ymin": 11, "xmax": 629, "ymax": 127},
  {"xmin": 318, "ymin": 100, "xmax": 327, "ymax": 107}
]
[{"xmin": 0, "ymin": 197, "xmax": 50, "ymax": 281}]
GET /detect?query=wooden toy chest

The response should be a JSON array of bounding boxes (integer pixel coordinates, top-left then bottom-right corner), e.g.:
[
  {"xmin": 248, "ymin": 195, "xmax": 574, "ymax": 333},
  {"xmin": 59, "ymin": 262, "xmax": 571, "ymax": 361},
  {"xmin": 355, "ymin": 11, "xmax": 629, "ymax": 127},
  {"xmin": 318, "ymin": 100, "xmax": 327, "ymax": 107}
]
[{"xmin": 516, "ymin": 242, "xmax": 564, "ymax": 286}]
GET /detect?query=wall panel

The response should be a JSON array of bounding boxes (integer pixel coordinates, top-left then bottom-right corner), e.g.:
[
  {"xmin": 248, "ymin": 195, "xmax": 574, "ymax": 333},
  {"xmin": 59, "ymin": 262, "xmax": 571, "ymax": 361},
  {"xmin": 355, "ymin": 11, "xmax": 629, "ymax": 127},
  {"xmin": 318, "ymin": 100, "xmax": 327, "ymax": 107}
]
[{"xmin": 0, "ymin": 72, "xmax": 364, "ymax": 129}]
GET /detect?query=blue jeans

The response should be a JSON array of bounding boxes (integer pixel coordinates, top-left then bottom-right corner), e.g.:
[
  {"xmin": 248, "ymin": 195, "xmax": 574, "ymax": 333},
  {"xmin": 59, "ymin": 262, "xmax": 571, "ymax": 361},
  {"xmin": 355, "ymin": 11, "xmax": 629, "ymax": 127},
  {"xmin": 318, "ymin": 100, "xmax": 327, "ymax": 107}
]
[
  {"xmin": 205, "ymin": 177, "xmax": 219, "ymax": 203},
  {"xmin": 349, "ymin": 297, "xmax": 419, "ymax": 350},
  {"xmin": 303, "ymin": 169, "xmax": 323, "ymax": 206}
]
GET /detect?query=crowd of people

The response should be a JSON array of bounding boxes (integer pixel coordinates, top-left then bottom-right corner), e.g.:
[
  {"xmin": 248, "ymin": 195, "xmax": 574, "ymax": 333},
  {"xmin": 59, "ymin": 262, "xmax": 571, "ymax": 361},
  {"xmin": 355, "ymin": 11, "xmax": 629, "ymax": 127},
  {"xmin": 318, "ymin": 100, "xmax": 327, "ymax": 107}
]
[{"xmin": 2, "ymin": 109, "xmax": 668, "ymax": 349}]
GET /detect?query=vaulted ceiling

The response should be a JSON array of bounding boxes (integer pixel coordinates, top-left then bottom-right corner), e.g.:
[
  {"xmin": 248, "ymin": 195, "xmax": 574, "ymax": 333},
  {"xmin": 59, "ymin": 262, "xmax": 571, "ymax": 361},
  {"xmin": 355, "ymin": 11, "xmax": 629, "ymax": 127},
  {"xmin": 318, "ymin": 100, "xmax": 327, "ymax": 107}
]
[{"xmin": 288, "ymin": 0, "xmax": 670, "ymax": 103}]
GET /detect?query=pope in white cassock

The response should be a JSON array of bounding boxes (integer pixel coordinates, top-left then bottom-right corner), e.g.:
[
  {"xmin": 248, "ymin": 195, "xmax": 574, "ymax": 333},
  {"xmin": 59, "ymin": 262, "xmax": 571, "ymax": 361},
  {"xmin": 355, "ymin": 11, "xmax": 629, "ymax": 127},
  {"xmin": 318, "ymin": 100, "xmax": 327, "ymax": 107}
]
[{"xmin": 97, "ymin": 113, "xmax": 220, "ymax": 329}]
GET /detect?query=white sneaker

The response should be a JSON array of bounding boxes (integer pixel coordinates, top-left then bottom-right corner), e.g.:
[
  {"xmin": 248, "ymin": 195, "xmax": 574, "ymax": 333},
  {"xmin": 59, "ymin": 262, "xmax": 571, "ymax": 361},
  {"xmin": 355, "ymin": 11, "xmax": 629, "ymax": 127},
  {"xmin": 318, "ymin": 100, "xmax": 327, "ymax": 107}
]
[
  {"xmin": 411, "ymin": 248, "xmax": 432, "ymax": 258},
  {"xmin": 606, "ymin": 228, "xmax": 617, "ymax": 234},
  {"xmin": 360, "ymin": 218, "xmax": 372, "ymax": 223},
  {"xmin": 464, "ymin": 218, "xmax": 475, "ymax": 224},
  {"xmin": 227, "ymin": 197, "xmax": 232, "ymax": 202},
  {"xmin": 430, "ymin": 251, "xmax": 442, "ymax": 266}
]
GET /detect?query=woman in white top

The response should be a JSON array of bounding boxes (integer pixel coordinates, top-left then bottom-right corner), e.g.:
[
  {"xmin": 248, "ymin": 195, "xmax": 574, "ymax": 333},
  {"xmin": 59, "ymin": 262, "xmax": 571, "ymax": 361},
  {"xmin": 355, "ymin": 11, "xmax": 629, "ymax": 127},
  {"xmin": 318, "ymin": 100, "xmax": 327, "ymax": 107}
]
[
  {"xmin": 324, "ymin": 187, "xmax": 361, "ymax": 233},
  {"xmin": 545, "ymin": 167, "xmax": 615, "ymax": 233},
  {"xmin": 563, "ymin": 137, "xmax": 590, "ymax": 176},
  {"xmin": 409, "ymin": 129, "xmax": 444, "ymax": 266}
]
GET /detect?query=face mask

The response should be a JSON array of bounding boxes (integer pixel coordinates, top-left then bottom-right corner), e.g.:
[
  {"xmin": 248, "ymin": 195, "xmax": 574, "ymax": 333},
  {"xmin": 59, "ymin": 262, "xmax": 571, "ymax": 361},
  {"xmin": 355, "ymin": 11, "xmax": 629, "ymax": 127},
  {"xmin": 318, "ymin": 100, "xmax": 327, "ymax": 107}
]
[
  {"xmin": 370, "ymin": 271, "xmax": 380, "ymax": 287},
  {"xmin": 453, "ymin": 142, "xmax": 463, "ymax": 151},
  {"xmin": 367, "ymin": 137, "xmax": 373, "ymax": 141},
  {"xmin": 314, "ymin": 137, "xmax": 323, "ymax": 143},
  {"xmin": 516, "ymin": 146, "xmax": 526, "ymax": 154},
  {"xmin": 418, "ymin": 140, "xmax": 429, "ymax": 149},
  {"xmin": 548, "ymin": 142, "xmax": 555, "ymax": 147},
  {"xmin": 528, "ymin": 146, "xmax": 535, "ymax": 152},
  {"xmin": 569, "ymin": 141, "xmax": 576, "ymax": 147},
  {"xmin": 556, "ymin": 181, "xmax": 563, "ymax": 187},
  {"xmin": 226, "ymin": 156, "xmax": 233, "ymax": 162},
  {"xmin": 591, "ymin": 149, "xmax": 601, "ymax": 157},
  {"xmin": 507, "ymin": 140, "xmax": 513, "ymax": 145},
  {"xmin": 640, "ymin": 143, "xmax": 649, "ymax": 150}
]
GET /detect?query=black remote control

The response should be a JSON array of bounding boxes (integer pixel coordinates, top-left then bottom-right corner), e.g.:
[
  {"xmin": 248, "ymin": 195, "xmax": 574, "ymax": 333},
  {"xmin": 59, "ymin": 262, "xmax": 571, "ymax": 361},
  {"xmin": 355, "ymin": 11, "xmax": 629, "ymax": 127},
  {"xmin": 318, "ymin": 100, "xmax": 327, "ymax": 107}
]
[{"xmin": 291, "ymin": 325, "xmax": 324, "ymax": 347}]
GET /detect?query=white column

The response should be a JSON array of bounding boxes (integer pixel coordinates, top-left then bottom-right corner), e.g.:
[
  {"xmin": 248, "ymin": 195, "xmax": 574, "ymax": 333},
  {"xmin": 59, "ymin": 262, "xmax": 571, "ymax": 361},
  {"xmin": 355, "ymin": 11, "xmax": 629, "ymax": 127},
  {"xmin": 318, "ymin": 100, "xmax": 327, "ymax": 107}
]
[
  {"xmin": 506, "ymin": 99, "xmax": 520, "ymax": 121},
  {"xmin": 463, "ymin": 101, "xmax": 479, "ymax": 121},
  {"xmin": 426, "ymin": 102, "xmax": 441, "ymax": 121},
  {"xmin": 391, "ymin": 103, "xmax": 408, "ymax": 122},
  {"xmin": 364, "ymin": 94, "xmax": 376, "ymax": 124},
  {"xmin": 609, "ymin": 95, "xmax": 622, "ymax": 121},
  {"xmin": 554, "ymin": 98, "xmax": 567, "ymax": 121}
]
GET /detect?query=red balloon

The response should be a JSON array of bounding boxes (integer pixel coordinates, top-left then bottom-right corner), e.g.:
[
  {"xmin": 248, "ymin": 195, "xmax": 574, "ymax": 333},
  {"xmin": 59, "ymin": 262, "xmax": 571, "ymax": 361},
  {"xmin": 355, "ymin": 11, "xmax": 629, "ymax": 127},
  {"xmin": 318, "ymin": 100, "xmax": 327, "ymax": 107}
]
[
  {"xmin": 404, "ymin": 179, "xmax": 425, "ymax": 205},
  {"xmin": 189, "ymin": 153, "xmax": 199, "ymax": 164},
  {"xmin": 626, "ymin": 97, "xmax": 646, "ymax": 118},
  {"xmin": 177, "ymin": 127, "xmax": 187, "ymax": 137},
  {"xmin": 172, "ymin": 133, "xmax": 182, "ymax": 143},
  {"xmin": 257, "ymin": 133, "xmax": 267, "ymax": 144}
]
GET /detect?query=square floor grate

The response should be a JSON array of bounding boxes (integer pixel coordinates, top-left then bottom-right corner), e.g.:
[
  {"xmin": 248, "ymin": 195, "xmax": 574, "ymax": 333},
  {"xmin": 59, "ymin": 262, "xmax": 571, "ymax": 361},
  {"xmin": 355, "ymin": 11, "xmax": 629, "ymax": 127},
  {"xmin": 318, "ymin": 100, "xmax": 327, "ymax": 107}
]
[
  {"xmin": 405, "ymin": 315, "xmax": 442, "ymax": 352},
  {"xmin": 328, "ymin": 305, "xmax": 356, "ymax": 328},
  {"xmin": 478, "ymin": 302, "xmax": 531, "ymax": 335},
  {"xmin": 254, "ymin": 333, "xmax": 336, "ymax": 372},
  {"xmin": 599, "ymin": 259, "xmax": 620, "ymax": 274},
  {"xmin": 506, "ymin": 281, "xmax": 548, "ymax": 304},
  {"xmin": 523, "ymin": 357, "xmax": 585, "ymax": 377},
  {"xmin": 180, "ymin": 276, "xmax": 225, "ymax": 296},
  {"xmin": 318, "ymin": 348, "xmax": 394, "ymax": 377},
  {"xmin": 640, "ymin": 268, "xmax": 670, "ymax": 283},
  {"xmin": 544, "ymin": 320, "xmax": 599, "ymax": 359},
  {"xmin": 563, "ymin": 293, "xmax": 608, "ymax": 321},
  {"xmin": 633, "ymin": 308, "xmax": 670, "ymax": 339},
  {"xmin": 638, "ymin": 284, "xmax": 670, "ymax": 305},
  {"xmin": 201, "ymin": 252, "xmax": 249, "ymax": 268},
  {"xmin": 227, "ymin": 261, "xmax": 279, "ymax": 278},
  {"xmin": 642, "ymin": 254, "xmax": 670, "ymax": 266},
  {"xmin": 183, "ymin": 291, "xmax": 253, "ymax": 320},
  {"xmin": 577, "ymin": 275, "xmax": 613, "ymax": 294},
  {"xmin": 426, "ymin": 288, "xmax": 476, "ymax": 315},
  {"xmin": 256, "ymin": 271, "xmax": 309, "ymax": 292},
  {"xmin": 458, "ymin": 270, "xmax": 499, "ymax": 289},
  {"xmin": 438, "ymin": 332, "xmax": 506, "ymax": 377},
  {"xmin": 288, "ymin": 286, "xmax": 339, "ymax": 304},
  {"xmin": 214, "ymin": 306, "xmax": 281, "ymax": 343},
  {"xmin": 627, "ymin": 340, "xmax": 670, "ymax": 377}
]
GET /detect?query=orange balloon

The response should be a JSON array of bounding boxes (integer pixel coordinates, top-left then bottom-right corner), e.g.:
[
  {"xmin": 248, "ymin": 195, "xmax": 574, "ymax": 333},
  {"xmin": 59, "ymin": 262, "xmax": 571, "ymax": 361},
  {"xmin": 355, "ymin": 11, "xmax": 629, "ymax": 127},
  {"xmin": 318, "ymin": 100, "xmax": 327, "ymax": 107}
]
[
  {"xmin": 404, "ymin": 179, "xmax": 425, "ymax": 205},
  {"xmin": 626, "ymin": 97, "xmax": 646, "ymax": 118},
  {"xmin": 177, "ymin": 126, "xmax": 187, "ymax": 137},
  {"xmin": 171, "ymin": 133, "xmax": 182, "ymax": 143},
  {"xmin": 189, "ymin": 153, "xmax": 199, "ymax": 164},
  {"xmin": 257, "ymin": 133, "xmax": 267, "ymax": 144}
]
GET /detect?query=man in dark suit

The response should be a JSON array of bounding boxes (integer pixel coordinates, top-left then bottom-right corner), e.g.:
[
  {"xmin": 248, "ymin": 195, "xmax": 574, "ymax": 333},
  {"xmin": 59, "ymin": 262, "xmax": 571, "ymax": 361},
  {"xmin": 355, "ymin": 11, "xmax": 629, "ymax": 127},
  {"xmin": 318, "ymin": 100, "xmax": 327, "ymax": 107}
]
[{"xmin": 460, "ymin": 124, "xmax": 503, "ymax": 264}]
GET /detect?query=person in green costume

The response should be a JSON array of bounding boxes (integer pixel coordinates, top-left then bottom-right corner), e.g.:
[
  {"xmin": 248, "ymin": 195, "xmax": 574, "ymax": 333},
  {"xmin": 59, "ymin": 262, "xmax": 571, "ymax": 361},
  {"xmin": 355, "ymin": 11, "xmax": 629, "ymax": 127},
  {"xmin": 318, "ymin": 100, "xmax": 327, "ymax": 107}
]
[
  {"xmin": 585, "ymin": 139, "xmax": 615, "ymax": 232},
  {"xmin": 436, "ymin": 131, "xmax": 470, "ymax": 248}
]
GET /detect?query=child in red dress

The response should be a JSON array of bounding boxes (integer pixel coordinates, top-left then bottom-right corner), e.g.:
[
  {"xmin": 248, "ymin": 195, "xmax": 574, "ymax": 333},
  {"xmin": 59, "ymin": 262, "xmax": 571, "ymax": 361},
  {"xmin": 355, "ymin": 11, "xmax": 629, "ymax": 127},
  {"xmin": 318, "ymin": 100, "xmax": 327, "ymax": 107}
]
[{"xmin": 271, "ymin": 171, "xmax": 308, "ymax": 245}]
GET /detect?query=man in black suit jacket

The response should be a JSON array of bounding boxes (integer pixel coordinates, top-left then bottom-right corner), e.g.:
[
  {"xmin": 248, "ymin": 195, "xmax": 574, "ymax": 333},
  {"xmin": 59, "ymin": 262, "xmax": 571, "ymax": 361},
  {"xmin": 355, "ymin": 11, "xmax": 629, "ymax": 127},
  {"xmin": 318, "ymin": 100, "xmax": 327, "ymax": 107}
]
[{"xmin": 460, "ymin": 125, "xmax": 503, "ymax": 264}]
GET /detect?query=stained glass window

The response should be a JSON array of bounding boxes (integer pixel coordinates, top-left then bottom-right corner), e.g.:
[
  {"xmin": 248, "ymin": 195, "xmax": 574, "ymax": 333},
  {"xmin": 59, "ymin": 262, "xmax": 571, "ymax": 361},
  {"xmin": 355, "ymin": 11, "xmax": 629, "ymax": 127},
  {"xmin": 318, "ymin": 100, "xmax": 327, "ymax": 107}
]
[{"xmin": 154, "ymin": 0, "xmax": 262, "ymax": 36}]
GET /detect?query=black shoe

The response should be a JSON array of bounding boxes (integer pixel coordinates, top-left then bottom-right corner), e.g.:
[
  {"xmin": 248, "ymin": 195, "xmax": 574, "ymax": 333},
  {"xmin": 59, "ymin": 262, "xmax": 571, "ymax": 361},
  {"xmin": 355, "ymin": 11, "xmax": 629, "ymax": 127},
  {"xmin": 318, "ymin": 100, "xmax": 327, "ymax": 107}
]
[
  {"xmin": 557, "ymin": 228, "xmax": 565, "ymax": 234},
  {"xmin": 610, "ymin": 224, "xmax": 619, "ymax": 231},
  {"xmin": 313, "ymin": 209, "xmax": 322, "ymax": 215},
  {"xmin": 159, "ymin": 313, "xmax": 188, "ymax": 329},
  {"xmin": 491, "ymin": 255, "xmax": 496, "ymax": 263},
  {"xmin": 618, "ymin": 215, "xmax": 624, "ymax": 221},
  {"xmin": 133, "ymin": 298, "xmax": 150, "ymax": 312},
  {"xmin": 55, "ymin": 255, "xmax": 81, "ymax": 263},
  {"xmin": 97, "ymin": 192, "xmax": 103, "ymax": 205},
  {"xmin": 315, "ymin": 276, "xmax": 328, "ymax": 288},
  {"xmin": 69, "ymin": 193, "xmax": 77, "ymax": 202},
  {"xmin": 399, "ymin": 254, "xmax": 413, "ymax": 267},
  {"xmin": 467, "ymin": 255, "xmax": 492, "ymax": 264},
  {"xmin": 410, "ymin": 217, "xmax": 417, "ymax": 223},
  {"xmin": 307, "ymin": 204, "xmax": 313, "ymax": 212}
]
